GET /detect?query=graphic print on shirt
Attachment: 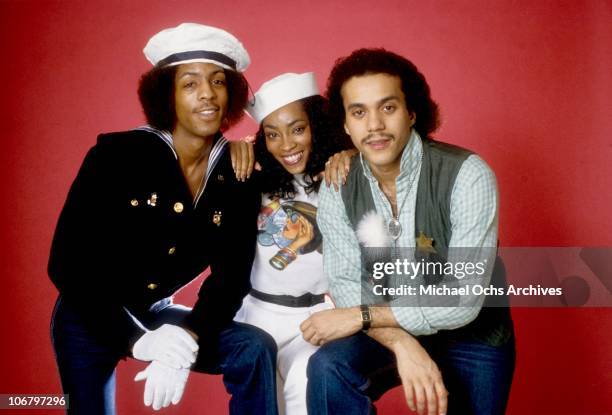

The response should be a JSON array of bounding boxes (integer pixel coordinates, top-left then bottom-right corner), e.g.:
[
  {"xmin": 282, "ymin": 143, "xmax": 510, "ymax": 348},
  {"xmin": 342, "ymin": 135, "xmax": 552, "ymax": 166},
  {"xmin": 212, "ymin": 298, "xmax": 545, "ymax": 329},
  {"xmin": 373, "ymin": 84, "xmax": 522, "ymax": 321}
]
[{"xmin": 257, "ymin": 199, "xmax": 322, "ymax": 270}]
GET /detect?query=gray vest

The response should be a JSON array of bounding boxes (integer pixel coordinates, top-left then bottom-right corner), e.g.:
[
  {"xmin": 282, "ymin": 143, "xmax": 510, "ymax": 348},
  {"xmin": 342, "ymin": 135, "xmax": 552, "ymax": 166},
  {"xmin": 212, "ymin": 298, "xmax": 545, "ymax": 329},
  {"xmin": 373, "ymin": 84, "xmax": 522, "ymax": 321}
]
[{"xmin": 341, "ymin": 138, "xmax": 513, "ymax": 346}]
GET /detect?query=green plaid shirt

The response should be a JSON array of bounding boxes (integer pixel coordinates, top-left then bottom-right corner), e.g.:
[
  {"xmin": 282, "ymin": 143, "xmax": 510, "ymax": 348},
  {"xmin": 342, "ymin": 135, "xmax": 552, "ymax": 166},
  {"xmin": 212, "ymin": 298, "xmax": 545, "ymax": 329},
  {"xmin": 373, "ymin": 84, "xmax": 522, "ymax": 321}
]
[{"xmin": 317, "ymin": 131, "xmax": 498, "ymax": 335}]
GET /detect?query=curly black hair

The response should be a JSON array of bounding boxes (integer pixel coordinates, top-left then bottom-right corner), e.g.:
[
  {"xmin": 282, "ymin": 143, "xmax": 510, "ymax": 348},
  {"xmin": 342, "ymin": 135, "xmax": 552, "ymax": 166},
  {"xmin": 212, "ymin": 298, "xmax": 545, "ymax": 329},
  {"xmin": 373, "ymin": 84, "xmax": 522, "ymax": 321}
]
[
  {"xmin": 326, "ymin": 48, "xmax": 440, "ymax": 140},
  {"xmin": 254, "ymin": 95, "xmax": 351, "ymax": 199},
  {"xmin": 138, "ymin": 64, "xmax": 249, "ymax": 132}
]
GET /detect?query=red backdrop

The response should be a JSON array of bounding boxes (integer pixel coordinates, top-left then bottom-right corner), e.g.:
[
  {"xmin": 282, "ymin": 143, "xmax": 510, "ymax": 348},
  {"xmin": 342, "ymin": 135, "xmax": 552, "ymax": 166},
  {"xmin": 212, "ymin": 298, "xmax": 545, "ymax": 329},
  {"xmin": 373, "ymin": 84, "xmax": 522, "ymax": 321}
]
[{"xmin": 1, "ymin": 1, "xmax": 611, "ymax": 414}]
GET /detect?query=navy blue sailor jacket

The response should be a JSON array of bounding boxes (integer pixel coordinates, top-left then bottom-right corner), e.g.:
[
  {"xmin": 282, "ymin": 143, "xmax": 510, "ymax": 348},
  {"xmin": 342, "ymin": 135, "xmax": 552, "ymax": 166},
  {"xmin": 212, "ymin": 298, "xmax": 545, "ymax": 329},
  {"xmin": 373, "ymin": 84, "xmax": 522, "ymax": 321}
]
[{"xmin": 48, "ymin": 128, "xmax": 260, "ymax": 355}]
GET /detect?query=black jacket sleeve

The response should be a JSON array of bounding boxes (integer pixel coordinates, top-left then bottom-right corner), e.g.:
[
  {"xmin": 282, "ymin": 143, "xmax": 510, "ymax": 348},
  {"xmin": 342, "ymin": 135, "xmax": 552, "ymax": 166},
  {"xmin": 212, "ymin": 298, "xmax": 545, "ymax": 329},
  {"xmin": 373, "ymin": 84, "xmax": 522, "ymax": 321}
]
[{"xmin": 48, "ymin": 140, "xmax": 145, "ymax": 354}]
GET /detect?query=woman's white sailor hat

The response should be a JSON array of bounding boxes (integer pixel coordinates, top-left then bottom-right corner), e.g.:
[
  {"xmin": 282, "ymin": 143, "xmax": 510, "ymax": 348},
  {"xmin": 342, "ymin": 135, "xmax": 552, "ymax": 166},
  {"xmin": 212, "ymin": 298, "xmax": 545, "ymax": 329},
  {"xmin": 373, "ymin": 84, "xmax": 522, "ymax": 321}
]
[
  {"xmin": 143, "ymin": 23, "xmax": 250, "ymax": 72},
  {"xmin": 246, "ymin": 72, "xmax": 319, "ymax": 124}
]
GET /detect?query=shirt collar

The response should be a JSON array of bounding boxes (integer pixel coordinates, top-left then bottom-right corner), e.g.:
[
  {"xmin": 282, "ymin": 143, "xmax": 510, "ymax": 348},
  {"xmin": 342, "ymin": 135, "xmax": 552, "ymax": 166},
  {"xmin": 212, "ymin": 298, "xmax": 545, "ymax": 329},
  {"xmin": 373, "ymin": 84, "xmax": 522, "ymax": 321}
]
[{"xmin": 133, "ymin": 125, "xmax": 229, "ymax": 207}]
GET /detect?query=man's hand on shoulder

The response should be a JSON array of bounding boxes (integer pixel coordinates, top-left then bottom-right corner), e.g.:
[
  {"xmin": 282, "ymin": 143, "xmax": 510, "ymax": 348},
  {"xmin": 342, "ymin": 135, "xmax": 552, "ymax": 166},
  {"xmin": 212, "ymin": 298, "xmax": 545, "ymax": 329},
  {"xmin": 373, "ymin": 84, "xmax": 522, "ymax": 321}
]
[{"xmin": 300, "ymin": 307, "xmax": 362, "ymax": 346}]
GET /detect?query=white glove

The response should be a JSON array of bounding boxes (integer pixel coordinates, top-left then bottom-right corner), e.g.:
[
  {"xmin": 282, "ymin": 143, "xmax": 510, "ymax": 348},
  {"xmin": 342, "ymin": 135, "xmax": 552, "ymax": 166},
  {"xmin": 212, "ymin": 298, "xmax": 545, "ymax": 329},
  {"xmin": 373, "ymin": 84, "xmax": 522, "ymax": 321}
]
[
  {"xmin": 132, "ymin": 324, "xmax": 198, "ymax": 369},
  {"xmin": 134, "ymin": 361, "xmax": 190, "ymax": 410}
]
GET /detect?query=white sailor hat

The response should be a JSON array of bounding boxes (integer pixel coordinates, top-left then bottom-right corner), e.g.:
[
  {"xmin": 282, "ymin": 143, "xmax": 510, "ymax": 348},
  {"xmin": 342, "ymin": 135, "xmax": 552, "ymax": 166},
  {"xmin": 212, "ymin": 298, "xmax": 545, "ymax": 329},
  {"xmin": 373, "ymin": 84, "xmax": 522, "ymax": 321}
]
[
  {"xmin": 246, "ymin": 72, "xmax": 319, "ymax": 123},
  {"xmin": 143, "ymin": 23, "xmax": 250, "ymax": 72}
]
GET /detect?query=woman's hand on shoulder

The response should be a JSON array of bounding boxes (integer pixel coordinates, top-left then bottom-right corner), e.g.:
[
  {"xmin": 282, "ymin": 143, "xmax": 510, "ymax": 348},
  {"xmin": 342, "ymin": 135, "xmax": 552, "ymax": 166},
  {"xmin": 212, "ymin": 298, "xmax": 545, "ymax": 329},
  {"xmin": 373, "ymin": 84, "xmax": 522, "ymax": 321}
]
[
  {"xmin": 229, "ymin": 135, "xmax": 261, "ymax": 181},
  {"xmin": 318, "ymin": 148, "xmax": 359, "ymax": 191}
]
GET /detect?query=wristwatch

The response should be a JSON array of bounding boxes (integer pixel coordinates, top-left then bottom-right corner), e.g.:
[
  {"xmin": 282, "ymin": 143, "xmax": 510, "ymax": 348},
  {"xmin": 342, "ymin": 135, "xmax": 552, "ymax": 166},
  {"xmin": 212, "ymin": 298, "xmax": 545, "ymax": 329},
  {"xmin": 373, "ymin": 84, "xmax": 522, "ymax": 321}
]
[{"xmin": 360, "ymin": 304, "xmax": 372, "ymax": 331}]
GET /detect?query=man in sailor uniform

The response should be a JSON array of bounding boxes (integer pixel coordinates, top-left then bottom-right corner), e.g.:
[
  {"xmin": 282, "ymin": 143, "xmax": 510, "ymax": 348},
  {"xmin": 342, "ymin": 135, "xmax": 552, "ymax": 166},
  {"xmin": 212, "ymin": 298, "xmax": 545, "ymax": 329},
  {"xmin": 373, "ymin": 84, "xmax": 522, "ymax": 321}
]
[{"xmin": 48, "ymin": 23, "xmax": 277, "ymax": 414}]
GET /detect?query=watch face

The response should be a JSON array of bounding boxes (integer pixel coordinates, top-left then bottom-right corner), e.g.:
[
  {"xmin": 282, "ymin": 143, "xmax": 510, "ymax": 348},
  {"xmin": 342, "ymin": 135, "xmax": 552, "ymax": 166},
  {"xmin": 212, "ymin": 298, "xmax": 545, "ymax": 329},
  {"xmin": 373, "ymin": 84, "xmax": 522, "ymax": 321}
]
[{"xmin": 361, "ymin": 311, "xmax": 371, "ymax": 321}]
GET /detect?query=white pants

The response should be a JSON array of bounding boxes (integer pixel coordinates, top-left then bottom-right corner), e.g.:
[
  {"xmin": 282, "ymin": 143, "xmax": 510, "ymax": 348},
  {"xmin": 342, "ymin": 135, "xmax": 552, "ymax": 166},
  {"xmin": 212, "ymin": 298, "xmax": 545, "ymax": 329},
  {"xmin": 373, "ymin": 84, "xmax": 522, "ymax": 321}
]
[{"xmin": 234, "ymin": 294, "xmax": 333, "ymax": 415}]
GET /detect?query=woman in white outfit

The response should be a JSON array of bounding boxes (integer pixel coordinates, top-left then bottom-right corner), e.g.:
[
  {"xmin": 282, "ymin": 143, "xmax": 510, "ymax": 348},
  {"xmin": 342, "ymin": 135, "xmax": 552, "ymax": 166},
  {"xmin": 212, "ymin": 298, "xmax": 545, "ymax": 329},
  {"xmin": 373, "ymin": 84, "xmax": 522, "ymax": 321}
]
[{"xmin": 234, "ymin": 72, "xmax": 351, "ymax": 415}]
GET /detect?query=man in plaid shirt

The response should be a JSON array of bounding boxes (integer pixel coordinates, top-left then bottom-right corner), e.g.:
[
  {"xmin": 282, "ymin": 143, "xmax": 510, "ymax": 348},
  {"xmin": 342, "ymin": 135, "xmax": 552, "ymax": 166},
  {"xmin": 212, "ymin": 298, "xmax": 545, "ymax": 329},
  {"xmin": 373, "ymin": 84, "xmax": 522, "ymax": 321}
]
[{"xmin": 300, "ymin": 49, "xmax": 514, "ymax": 415}]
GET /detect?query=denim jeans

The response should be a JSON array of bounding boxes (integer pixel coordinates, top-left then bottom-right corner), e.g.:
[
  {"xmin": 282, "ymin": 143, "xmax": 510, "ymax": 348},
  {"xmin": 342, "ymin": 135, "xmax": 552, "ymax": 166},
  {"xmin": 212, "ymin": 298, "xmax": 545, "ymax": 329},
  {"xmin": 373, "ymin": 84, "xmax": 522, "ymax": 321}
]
[
  {"xmin": 306, "ymin": 331, "xmax": 515, "ymax": 415},
  {"xmin": 51, "ymin": 296, "xmax": 278, "ymax": 415}
]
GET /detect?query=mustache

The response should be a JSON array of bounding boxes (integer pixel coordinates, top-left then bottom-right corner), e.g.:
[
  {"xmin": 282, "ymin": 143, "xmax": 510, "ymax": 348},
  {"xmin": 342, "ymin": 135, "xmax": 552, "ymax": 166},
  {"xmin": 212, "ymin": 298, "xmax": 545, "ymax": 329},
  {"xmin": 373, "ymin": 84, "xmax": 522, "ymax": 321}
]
[{"xmin": 361, "ymin": 133, "xmax": 394, "ymax": 144}]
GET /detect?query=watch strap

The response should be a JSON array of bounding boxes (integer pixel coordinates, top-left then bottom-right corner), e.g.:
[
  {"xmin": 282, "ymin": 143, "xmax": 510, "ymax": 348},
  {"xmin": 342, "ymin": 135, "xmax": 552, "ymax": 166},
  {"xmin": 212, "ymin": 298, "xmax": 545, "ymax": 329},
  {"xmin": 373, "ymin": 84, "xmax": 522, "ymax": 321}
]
[{"xmin": 360, "ymin": 304, "xmax": 372, "ymax": 331}]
